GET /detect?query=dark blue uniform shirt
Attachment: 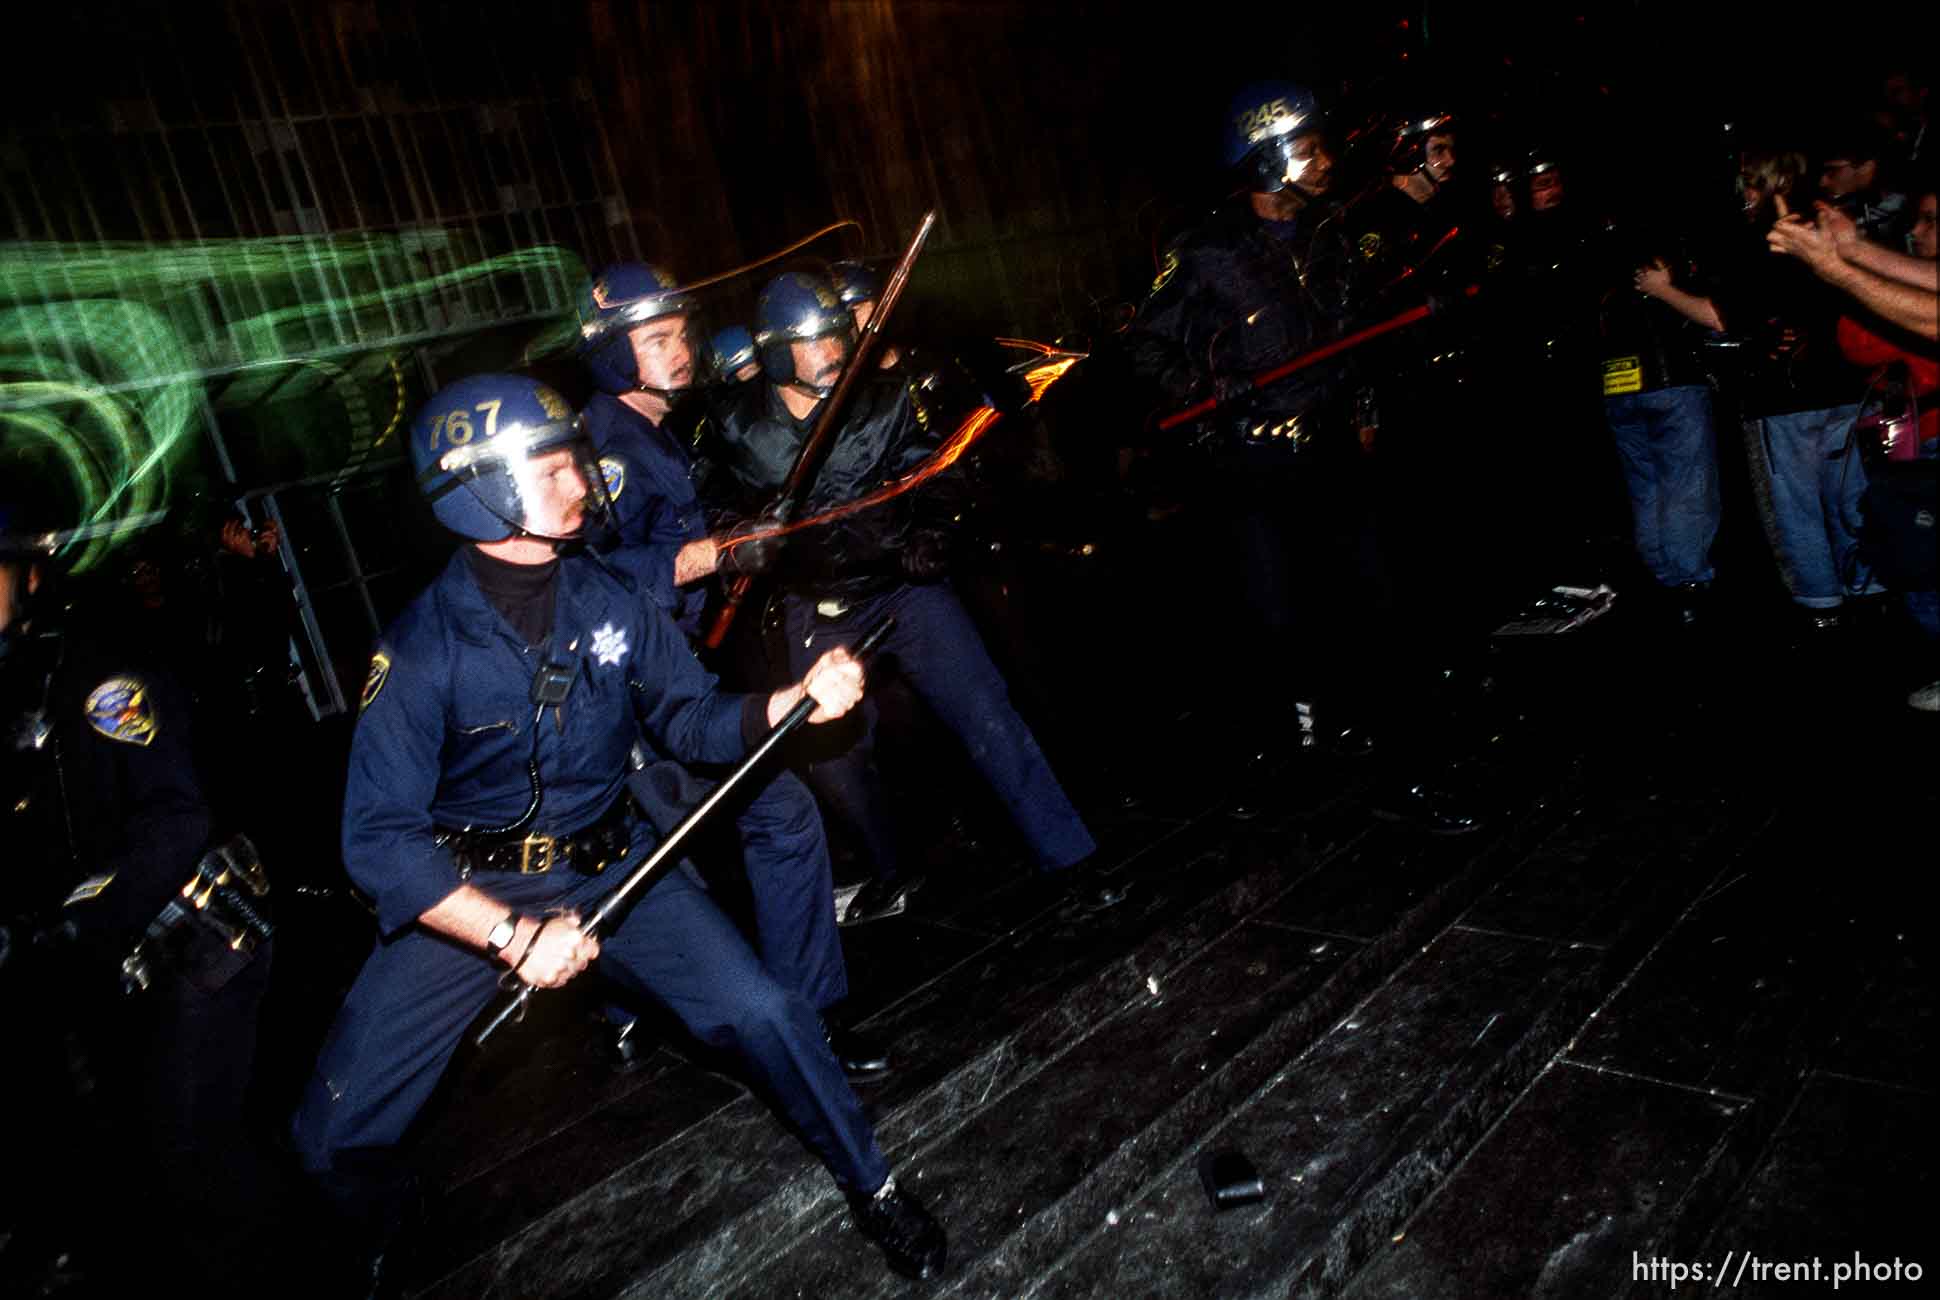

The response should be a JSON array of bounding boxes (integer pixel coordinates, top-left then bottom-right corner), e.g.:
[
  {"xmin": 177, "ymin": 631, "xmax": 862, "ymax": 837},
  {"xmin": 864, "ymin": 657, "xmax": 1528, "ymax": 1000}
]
[
  {"xmin": 343, "ymin": 547, "xmax": 750, "ymax": 936},
  {"xmin": 583, "ymin": 392, "xmax": 711, "ymax": 634}
]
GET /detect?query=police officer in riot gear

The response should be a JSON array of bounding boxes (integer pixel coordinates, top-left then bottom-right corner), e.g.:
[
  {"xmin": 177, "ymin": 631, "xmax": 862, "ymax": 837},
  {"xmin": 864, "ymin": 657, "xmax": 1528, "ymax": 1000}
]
[
  {"xmin": 827, "ymin": 259, "xmax": 905, "ymax": 370},
  {"xmin": 704, "ymin": 270, "xmax": 1118, "ymax": 925},
  {"xmin": 1344, "ymin": 108, "xmax": 1499, "ymax": 650},
  {"xmin": 574, "ymin": 262, "xmax": 888, "ymax": 1079},
  {"xmin": 1124, "ymin": 83, "xmax": 1379, "ymax": 749},
  {"xmin": 290, "ymin": 374, "xmax": 945, "ymax": 1285},
  {"xmin": 1348, "ymin": 110, "xmax": 1464, "ymax": 293},
  {"xmin": 2, "ymin": 501, "xmax": 284, "ymax": 1293},
  {"xmin": 829, "ymin": 259, "xmax": 882, "ymax": 329},
  {"xmin": 1121, "ymin": 81, "xmax": 1484, "ymax": 833},
  {"xmin": 1498, "ymin": 147, "xmax": 1631, "ymax": 579},
  {"xmin": 709, "ymin": 324, "xmax": 762, "ymax": 385}
]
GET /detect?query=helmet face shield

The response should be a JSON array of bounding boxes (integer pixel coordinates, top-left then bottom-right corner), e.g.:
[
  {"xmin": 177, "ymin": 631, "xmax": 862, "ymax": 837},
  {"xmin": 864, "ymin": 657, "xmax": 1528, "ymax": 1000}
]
[
  {"xmin": 1255, "ymin": 132, "xmax": 1312, "ymax": 192},
  {"xmin": 829, "ymin": 259, "xmax": 881, "ymax": 309},
  {"xmin": 708, "ymin": 326, "xmax": 759, "ymax": 381},
  {"xmin": 754, "ymin": 272, "xmax": 857, "ymax": 391},
  {"xmin": 439, "ymin": 425, "xmax": 611, "ymax": 543},
  {"xmin": 413, "ymin": 375, "xmax": 607, "ymax": 542}
]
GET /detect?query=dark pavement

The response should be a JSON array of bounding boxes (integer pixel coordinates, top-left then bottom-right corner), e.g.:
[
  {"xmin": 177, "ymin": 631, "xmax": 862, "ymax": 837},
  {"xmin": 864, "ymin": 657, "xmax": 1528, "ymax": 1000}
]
[{"xmin": 245, "ymin": 532, "xmax": 1935, "ymax": 1298}]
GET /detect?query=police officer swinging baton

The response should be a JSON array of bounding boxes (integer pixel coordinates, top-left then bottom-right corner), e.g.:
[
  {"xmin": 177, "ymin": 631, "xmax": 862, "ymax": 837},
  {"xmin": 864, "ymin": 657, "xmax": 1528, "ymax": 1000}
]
[
  {"xmin": 703, "ymin": 209, "xmax": 939, "ymax": 649},
  {"xmin": 474, "ymin": 615, "xmax": 896, "ymax": 1047}
]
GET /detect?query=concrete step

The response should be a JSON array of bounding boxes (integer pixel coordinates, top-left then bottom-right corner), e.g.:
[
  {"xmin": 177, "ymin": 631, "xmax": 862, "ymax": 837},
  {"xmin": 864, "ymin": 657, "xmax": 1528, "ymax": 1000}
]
[
  {"xmin": 1337, "ymin": 805, "xmax": 1894, "ymax": 1300},
  {"xmin": 398, "ymin": 732, "xmax": 1541, "ymax": 1298},
  {"xmin": 641, "ymin": 759, "xmax": 1583, "ymax": 1297},
  {"xmin": 958, "ymin": 784, "xmax": 1763, "ymax": 1300}
]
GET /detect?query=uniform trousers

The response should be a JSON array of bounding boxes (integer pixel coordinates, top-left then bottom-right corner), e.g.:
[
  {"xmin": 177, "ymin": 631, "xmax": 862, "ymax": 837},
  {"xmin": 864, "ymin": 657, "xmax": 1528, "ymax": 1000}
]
[
  {"xmin": 291, "ymin": 839, "xmax": 887, "ymax": 1211},
  {"xmin": 782, "ymin": 581, "xmax": 1096, "ymax": 884}
]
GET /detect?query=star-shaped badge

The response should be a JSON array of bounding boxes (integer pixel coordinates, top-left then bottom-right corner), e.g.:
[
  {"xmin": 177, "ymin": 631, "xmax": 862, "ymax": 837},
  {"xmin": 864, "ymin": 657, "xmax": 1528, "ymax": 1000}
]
[{"xmin": 590, "ymin": 622, "xmax": 630, "ymax": 666}]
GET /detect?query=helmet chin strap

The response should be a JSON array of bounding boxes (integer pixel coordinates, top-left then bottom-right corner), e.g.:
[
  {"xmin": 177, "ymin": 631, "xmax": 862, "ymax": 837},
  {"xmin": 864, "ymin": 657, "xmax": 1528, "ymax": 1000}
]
[{"xmin": 633, "ymin": 375, "xmax": 696, "ymax": 404}]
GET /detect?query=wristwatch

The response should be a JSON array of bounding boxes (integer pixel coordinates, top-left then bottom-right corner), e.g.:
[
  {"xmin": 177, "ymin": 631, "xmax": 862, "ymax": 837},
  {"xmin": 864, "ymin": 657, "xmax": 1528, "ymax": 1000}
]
[{"xmin": 484, "ymin": 913, "xmax": 522, "ymax": 961}]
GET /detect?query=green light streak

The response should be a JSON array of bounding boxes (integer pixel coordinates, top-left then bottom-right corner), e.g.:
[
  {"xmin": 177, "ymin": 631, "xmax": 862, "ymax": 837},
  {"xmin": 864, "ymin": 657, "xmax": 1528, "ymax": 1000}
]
[{"xmin": 0, "ymin": 234, "xmax": 586, "ymax": 572}]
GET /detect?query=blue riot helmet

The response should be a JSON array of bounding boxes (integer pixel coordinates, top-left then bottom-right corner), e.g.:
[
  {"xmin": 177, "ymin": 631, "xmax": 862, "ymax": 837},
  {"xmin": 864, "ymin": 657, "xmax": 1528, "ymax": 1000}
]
[
  {"xmin": 754, "ymin": 271, "xmax": 856, "ymax": 396},
  {"xmin": 1524, "ymin": 148, "xmax": 1566, "ymax": 211},
  {"xmin": 575, "ymin": 263, "xmax": 697, "ymax": 397},
  {"xmin": 410, "ymin": 374, "xmax": 610, "ymax": 542},
  {"xmin": 708, "ymin": 325, "xmax": 759, "ymax": 382},
  {"xmin": 828, "ymin": 259, "xmax": 881, "ymax": 310},
  {"xmin": 1391, "ymin": 110, "xmax": 1457, "ymax": 179},
  {"xmin": 1225, "ymin": 81, "xmax": 1322, "ymax": 194}
]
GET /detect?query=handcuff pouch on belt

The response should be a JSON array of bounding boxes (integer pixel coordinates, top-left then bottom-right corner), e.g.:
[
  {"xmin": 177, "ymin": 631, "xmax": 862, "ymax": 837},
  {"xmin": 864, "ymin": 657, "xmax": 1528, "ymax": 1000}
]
[
  {"xmin": 121, "ymin": 833, "xmax": 274, "ymax": 996},
  {"xmin": 436, "ymin": 796, "xmax": 635, "ymax": 878}
]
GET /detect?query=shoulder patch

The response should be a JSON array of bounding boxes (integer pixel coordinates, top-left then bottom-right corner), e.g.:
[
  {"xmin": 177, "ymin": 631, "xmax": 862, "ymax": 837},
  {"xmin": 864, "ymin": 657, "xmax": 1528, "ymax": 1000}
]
[
  {"xmin": 1150, "ymin": 250, "xmax": 1180, "ymax": 295},
  {"xmin": 84, "ymin": 677, "xmax": 158, "ymax": 746},
  {"xmin": 599, "ymin": 455, "xmax": 625, "ymax": 501},
  {"xmin": 361, "ymin": 651, "xmax": 392, "ymax": 712}
]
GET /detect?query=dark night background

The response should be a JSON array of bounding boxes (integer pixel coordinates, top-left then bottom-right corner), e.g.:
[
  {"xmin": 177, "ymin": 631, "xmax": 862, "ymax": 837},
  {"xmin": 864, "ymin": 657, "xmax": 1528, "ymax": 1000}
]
[{"xmin": 9, "ymin": 0, "xmax": 1934, "ymax": 343}]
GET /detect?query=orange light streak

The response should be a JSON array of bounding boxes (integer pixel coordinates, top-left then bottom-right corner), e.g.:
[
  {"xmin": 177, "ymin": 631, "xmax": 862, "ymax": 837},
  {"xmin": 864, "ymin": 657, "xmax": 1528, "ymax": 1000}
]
[{"xmin": 724, "ymin": 354, "xmax": 1078, "ymax": 548}]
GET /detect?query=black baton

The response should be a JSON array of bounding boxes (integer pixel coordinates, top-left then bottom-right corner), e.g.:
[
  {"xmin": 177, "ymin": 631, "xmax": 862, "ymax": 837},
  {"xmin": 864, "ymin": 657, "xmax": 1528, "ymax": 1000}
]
[{"xmin": 475, "ymin": 615, "xmax": 894, "ymax": 1047}]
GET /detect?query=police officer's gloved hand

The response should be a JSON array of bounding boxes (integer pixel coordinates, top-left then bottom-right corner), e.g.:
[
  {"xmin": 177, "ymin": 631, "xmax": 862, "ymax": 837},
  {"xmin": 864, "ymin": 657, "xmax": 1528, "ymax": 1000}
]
[
  {"xmin": 900, "ymin": 528, "xmax": 952, "ymax": 582},
  {"xmin": 716, "ymin": 514, "xmax": 785, "ymax": 577}
]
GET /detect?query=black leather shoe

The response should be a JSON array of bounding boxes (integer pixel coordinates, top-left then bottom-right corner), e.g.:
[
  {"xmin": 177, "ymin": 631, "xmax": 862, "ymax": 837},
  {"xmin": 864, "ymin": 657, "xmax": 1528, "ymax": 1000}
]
[
  {"xmin": 840, "ymin": 874, "xmax": 921, "ymax": 926},
  {"xmin": 1371, "ymin": 781, "xmax": 1487, "ymax": 836},
  {"xmin": 825, "ymin": 1021, "xmax": 893, "ymax": 1081},
  {"xmin": 850, "ymin": 1177, "xmax": 947, "ymax": 1280}
]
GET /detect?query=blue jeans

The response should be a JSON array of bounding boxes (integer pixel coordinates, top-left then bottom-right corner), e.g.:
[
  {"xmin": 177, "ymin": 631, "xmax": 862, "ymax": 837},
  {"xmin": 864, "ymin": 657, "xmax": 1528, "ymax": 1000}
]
[
  {"xmin": 1606, "ymin": 384, "xmax": 1720, "ymax": 587},
  {"xmin": 1900, "ymin": 434, "xmax": 1939, "ymax": 640},
  {"xmin": 1750, "ymin": 404, "xmax": 1881, "ymax": 609}
]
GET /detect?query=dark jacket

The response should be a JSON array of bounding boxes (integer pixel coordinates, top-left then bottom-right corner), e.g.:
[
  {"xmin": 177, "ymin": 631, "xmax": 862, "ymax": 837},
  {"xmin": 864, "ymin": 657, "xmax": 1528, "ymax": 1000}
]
[
  {"xmin": 1344, "ymin": 183, "xmax": 1468, "ymax": 297},
  {"xmin": 1124, "ymin": 199, "xmax": 1355, "ymax": 412},
  {"xmin": 1714, "ymin": 234, "xmax": 1869, "ymax": 417},
  {"xmin": 343, "ymin": 548, "xmax": 754, "ymax": 936},
  {"xmin": 583, "ymin": 391, "xmax": 712, "ymax": 635},
  {"xmin": 1595, "ymin": 225, "xmax": 1721, "ymax": 395},
  {"xmin": 4, "ymin": 626, "xmax": 209, "ymax": 956},
  {"xmin": 702, "ymin": 375, "xmax": 963, "ymax": 595},
  {"xmin": 1121, "ymin": 198, "xmax": 1362, "ymax": 465}
]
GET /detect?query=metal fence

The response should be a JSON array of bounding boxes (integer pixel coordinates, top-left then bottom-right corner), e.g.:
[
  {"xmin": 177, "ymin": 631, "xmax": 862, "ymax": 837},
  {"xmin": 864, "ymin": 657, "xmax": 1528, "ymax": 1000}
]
[{"xmin": 3, "ymin": 2, "xmax": 643, "ymax": 716}]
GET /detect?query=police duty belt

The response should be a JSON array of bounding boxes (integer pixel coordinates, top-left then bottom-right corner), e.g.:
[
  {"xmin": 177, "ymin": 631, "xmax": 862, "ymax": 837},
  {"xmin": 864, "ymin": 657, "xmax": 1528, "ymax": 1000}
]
[
  {"xmin": 436, "ymin": 793, "xmax": 635, "ymax": 877},
  {"xmin": 121, "ymin": 833, "xmax": 273, "ymax": 995}
]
